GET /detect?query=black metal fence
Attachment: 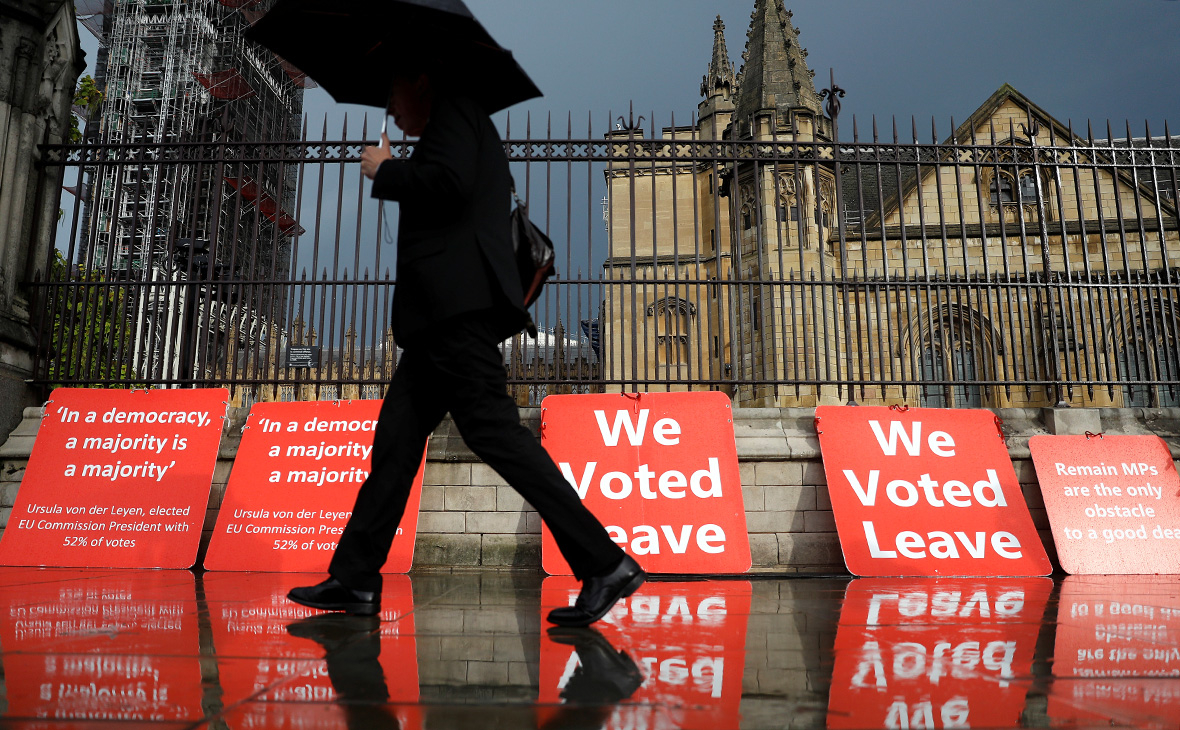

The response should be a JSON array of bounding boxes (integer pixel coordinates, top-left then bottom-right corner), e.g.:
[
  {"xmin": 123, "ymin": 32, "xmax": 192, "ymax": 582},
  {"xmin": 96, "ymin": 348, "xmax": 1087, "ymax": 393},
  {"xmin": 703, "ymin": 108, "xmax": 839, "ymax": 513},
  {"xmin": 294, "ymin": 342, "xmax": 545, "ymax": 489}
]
[{"xmin": 32, "ymin": 112, "xmax": 1180, "ymax": 408}]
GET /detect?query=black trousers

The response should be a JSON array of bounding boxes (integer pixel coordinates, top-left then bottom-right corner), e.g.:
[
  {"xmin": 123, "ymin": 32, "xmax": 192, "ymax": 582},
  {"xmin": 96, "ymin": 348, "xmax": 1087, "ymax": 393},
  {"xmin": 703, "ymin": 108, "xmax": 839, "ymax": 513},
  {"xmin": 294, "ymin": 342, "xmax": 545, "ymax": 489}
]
[{"xmin": 329, "ymin": 312, "xmax": 624, "ymax": 593}]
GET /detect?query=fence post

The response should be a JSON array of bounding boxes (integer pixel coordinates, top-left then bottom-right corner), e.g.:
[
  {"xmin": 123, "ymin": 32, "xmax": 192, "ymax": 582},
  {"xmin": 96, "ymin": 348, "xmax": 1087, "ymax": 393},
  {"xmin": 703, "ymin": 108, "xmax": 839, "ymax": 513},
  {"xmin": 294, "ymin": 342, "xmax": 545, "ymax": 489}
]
[{"xmin": 1022, "ymin": 112, "xmax": 1068, "ymax": 407}]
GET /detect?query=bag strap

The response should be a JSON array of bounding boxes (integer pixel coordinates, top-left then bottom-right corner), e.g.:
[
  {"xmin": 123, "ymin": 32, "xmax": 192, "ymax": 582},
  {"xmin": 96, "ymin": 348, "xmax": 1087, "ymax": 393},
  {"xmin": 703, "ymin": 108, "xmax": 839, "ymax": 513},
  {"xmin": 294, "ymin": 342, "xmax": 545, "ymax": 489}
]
[{"xmin": 509, "ymin": 175, "xmax": 526, "ymax": 209}]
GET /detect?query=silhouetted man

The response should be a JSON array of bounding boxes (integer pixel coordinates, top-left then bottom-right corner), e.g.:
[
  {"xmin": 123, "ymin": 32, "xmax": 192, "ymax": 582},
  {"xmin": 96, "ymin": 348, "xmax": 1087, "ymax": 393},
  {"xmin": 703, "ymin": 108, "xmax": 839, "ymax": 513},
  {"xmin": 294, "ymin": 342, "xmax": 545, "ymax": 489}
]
[{"xmin": 288, "ymin": 69, "xmax": 643, "ymax": 627}]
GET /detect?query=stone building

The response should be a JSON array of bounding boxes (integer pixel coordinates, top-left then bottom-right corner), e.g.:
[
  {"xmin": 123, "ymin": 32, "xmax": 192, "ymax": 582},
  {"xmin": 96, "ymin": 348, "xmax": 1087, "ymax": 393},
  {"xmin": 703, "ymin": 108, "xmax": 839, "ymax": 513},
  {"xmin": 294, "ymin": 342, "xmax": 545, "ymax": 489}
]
[
  {"xmin": 602, "ymin": 0, "xmax": 1179, "ymax": 410},
  {"xmin": 0, "ymin": 0, "xmax": 84, "ymax": 433}
]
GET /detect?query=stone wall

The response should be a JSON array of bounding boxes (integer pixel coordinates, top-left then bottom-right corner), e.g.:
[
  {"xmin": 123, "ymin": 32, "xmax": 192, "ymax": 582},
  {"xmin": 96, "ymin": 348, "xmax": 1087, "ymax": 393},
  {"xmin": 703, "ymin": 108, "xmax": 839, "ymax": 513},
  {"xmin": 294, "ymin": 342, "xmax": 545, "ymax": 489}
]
[{"xmin": 1, "ymin": 404, "xmax": 1177, "ymax": 572}]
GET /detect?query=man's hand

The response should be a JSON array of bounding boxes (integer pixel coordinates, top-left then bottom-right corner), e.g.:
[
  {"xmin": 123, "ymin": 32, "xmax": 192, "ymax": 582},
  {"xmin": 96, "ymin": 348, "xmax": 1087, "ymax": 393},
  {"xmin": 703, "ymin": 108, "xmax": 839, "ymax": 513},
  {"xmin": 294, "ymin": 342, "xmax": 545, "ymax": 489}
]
[{"xmin": 361, "ymin": 133, "xmax": 393, "ymax": 180}]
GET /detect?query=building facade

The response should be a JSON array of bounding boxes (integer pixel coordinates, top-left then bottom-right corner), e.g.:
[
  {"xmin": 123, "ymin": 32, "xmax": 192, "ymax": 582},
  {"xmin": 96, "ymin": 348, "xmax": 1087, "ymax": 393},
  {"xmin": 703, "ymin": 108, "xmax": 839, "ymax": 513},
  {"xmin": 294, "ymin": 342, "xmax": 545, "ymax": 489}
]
[{"xmin": 602, "ymin": 0, "xmax": 1180, "ymax": 410}]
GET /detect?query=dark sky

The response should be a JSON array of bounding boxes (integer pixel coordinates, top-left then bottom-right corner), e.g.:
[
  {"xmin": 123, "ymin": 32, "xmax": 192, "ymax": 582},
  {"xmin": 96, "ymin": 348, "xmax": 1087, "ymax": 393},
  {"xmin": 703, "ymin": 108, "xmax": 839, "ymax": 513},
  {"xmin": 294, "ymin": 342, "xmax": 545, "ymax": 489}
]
[
  {"xmin": 329, "ymin": 0, "xmax": 1180, "ymax": 139},
  {"xmin": 76, "ymin": 0, "xmax": 1180, "ymax": 137}
]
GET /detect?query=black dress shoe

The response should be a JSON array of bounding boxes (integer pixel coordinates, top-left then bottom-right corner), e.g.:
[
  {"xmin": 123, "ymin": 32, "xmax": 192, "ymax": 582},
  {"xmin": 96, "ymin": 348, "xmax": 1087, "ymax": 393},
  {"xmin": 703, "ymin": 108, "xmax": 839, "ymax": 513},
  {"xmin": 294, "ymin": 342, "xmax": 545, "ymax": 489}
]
[
  {"xmin": 548, "ymin": 627, "xmax": 644, "ymax": 703},
  {"xmin": 287, "ymin": 577, "xmax": 380, "ymax": 616},
  {"xmin": 547, "ymin": 555, "xmax": 645, "ymax": 627},
  {"xmin": 286, "ymin": 613, "xmax": 380, "ymax": 652}
]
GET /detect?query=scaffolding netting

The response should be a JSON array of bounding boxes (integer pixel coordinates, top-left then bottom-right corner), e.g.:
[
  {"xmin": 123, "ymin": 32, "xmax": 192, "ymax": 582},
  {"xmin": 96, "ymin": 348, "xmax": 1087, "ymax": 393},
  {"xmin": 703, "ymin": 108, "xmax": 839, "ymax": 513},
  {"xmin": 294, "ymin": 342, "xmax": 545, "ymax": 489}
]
[
  {"xmin": 74, "ymin": 0, "xmax": 106, "ymax": 15},
  {"xmin": 193, "ymin": 69, "xmax": 256, "ymax": 101},
  {"xmin": 224, "ymin": 177, "xmax": 304, "ymax": 237},
  {"xmin": 277, "ymin": 58, "xmax": 317, "ymax": 89},
  {"xmin": 79, "ymin": 14, "xmax": 105, "ymax": 39}
]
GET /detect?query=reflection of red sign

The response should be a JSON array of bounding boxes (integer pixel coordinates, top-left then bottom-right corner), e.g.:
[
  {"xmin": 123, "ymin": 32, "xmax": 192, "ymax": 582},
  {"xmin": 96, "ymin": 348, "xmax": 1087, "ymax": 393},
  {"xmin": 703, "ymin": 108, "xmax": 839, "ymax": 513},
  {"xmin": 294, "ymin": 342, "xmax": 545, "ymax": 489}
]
[
  {"xmin": 203, "ymin": 571, "xmax": 421, "ymax": 730},
  {"xmin": 540, "ymin": 577, "xmax": 751, "ymax": 729},
  {"xmin": 0, "ymin": 569, "xmax": 203, "ymax": 722},
  {"xmin": 1048, "ymin": 575, "xmax": 1180, "ymax": 726},
  {"xmin": 1029, "ymin": 435, "xmax": 1180, "ymax": 574},
  {"xmin": 0, "ymin": 388, "xmax": 227, "ymax": 569},
  {"xmin": 817, "ymin": 406, "xmax": 1051, "ymax": 576},
  {"xmin": 828, "ymin": 577, "xmax": 1052, "ymax": 729},
  {"xmin": 540, "ymin": 392, "xmax": 750, "ymax": 575},
  {"xmin": 204, "ymin": 401, "xmax": 424, "ymax": 572}
]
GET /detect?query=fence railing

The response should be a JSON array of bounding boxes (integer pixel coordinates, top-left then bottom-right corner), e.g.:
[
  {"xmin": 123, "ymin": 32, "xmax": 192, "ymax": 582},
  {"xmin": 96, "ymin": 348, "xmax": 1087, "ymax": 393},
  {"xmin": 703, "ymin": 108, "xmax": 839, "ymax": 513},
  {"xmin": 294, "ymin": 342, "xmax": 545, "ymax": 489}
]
[{"xmin": 32, "ymin": 114, "xmax": 1180, "ymax": 408}]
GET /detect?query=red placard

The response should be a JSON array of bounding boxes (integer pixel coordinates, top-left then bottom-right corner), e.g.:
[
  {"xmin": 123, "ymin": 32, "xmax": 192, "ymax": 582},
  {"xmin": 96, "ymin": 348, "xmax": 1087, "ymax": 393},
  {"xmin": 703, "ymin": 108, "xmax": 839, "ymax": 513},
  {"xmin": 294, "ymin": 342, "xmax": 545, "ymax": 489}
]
[
  {"xmin": 1029, "ymin": 434, "xmax": 1180, "ymax": 574},
  {"xmin": 0, "ymin": 569, "xmax": 204, "ymax": 723},
  {"xmin": 540, "ymin": 392, "xmax": 750, "ymax": 575},
  {"xmin": 204, "ymin": 400, "xmax": 424, "ymax": 572},
  {"xmin": 816, "ymin": 406, "xmax": 1050, "ymax": 576},
  {"xmin": 828, "ymin": 577, "xmax": 1052, "ymax": 729},
  {"xmin": 203, "ymin": 571, "xmax": 422, "ymax": 730},
  {"xmin": 0, "ymin": 388, "xmax": 227, "ymax": 569},
  {"xmin": 539, "ymin": 576, "xmax": 751, "ymax": 729},
  {"xmin": 1048, "ymin": 575, "xmax": 1180, "ymax": 725}
]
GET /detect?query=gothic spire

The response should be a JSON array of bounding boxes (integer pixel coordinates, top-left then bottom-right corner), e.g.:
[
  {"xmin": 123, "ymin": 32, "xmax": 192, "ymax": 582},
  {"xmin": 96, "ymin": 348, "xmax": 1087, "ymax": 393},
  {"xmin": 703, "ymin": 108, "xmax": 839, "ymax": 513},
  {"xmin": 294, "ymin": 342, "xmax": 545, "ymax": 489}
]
[
  {"xmin": 733, "ymin": 0, "xmax": 822, "ymax": 126},
  {"xmin": 700, "ymin": 15, "xmax": 736, "ymax": 100}
]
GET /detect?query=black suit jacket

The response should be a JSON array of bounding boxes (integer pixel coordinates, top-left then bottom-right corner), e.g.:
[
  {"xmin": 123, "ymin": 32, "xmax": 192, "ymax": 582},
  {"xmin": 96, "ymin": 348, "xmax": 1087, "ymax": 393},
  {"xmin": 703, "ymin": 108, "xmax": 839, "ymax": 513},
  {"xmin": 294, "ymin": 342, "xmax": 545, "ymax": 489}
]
[{"xmin": 371, "ymin": 95, "xmax": 527, "ymax": 345}]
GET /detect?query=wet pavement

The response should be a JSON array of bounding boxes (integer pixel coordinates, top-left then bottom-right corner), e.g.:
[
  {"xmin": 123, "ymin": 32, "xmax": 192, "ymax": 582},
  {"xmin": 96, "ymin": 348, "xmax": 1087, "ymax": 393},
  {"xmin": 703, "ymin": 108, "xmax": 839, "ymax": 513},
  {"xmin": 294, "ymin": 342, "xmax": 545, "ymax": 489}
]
[{"xmin": 0, "ymin": 568, "xmax": 1176, "ymax": 729}]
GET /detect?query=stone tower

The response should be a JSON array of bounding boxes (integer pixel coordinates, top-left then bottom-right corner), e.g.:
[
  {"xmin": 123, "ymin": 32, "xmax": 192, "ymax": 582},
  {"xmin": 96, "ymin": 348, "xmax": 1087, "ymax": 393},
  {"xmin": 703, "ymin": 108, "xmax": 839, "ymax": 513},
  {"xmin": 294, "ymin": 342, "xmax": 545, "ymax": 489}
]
[
  {"xmin": 732, "ymin": 0, "xmax": 826, "ymax": 138},
  {"xmin": 728, "ymin": 0, "xmax": 840, "ymax": 406},
  {"xmin": 698, "ymin": 16, "xmax": 737, "ymax": 140}
]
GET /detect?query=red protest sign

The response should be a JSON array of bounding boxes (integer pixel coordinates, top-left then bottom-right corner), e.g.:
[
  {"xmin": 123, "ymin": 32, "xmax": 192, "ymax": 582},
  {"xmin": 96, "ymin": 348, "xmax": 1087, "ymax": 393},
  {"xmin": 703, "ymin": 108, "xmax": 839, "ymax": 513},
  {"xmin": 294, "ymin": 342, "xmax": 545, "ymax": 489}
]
[
  {"xmin": 203, "ymin": 571, "xmax": 421, "ymax": 730},
  {"xmin": 539, "ymin": 576, "xmax": 751, "ymax": 730},
  {"xmin": 1029, "ymin": 434, "xmax": 1180, "ymax": 574},
  {"xmin": 540, "ymin": 392, "xmax": 749, "ymax": 575},
  {"xmin": 0, "ymin": 569, "xmax": 204, "ymax": 722},
  {"xmin": 0, "ymin": 388, "xmax": 227, "ymax": 569},
  {"xmin": 817, "ymin": 406, "xmax": 1050, "ymax": 576},
  {"xmin": 204, "ymin": 400, "xmax": 424, "ymax": 573},
  {"xmin": 1048, "ymin": 575, "xmax": 1180, "ymax": 725},
  {"xmin": 827, "ymin": 577, "xmax": 1052, "ymax": 729}
]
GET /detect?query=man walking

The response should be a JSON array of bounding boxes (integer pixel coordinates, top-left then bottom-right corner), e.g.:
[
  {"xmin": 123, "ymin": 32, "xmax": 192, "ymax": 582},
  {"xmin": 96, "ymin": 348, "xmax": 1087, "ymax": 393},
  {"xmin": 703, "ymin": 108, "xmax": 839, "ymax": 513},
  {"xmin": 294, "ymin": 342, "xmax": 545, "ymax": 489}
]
[{"xmin": 288, "ymin": 69, "xmax": 643, "ymax": 627}]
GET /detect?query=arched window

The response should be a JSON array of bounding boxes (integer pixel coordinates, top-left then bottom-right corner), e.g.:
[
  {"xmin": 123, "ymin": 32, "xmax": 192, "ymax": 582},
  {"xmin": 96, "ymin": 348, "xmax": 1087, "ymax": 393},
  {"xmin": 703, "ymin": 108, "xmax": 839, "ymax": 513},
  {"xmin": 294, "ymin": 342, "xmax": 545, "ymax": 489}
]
[
  {"xmin": 899, "ymin": 305, "xmax": 999, "ymax": 408},
  {"xmin": 648, "ymin": 296, "xmax": 695, "ymax": 366},
  {"xmin": 918, "ymin": 339, "xmax": 981, "ymax": 408},
  {"xmin": 1116, "ymin": 305, "xmax": 1180, "ymax": 407},
  {"xmin": 980, "ymin": 139, "xmax": 1049, "ymax": 223},
  {"xmin": 989, "ymin": 170, "xmax": 1039, "ymax": 205}
]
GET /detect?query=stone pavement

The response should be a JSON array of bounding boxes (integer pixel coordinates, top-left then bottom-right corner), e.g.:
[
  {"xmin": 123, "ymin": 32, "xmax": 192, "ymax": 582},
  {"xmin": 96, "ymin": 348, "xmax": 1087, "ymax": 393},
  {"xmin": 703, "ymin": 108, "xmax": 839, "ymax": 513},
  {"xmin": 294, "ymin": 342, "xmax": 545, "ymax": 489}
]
[{"xmin": 0, "ymin": 567, "xmax": 1174, "ymax": 728}]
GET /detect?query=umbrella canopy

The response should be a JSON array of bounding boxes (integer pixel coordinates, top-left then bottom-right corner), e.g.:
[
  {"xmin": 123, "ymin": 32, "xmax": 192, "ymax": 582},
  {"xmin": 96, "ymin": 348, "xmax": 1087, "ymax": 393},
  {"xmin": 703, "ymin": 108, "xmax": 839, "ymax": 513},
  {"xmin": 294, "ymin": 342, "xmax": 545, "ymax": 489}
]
[{"xmin": 244, "ymin": 0, "xmax": 542, "ymax": 114}]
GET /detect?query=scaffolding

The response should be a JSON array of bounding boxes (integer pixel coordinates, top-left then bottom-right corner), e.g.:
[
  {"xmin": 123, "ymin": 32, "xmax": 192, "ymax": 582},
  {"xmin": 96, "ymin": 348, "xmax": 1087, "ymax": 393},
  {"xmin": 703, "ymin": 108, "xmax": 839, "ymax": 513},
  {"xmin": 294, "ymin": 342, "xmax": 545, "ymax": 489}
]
[{"xmin": 75, "ymin": 0, "xmax": 305, "ymax": 382}]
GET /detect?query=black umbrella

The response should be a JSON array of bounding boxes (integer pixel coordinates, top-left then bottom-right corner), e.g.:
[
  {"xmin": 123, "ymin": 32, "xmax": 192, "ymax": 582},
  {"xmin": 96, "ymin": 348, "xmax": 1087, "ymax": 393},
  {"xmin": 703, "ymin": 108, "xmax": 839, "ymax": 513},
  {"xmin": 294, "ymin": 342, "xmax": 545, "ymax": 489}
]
[{"xmin": 244, "ymin": 0, "xmax": 542, "ymax": 114}]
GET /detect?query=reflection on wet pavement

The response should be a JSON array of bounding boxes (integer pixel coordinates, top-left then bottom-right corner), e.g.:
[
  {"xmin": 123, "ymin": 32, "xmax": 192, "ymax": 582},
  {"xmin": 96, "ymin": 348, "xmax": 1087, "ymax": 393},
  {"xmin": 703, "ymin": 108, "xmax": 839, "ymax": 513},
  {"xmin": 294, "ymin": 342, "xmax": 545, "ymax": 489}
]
[{"xmin": 0, "ymin": 567, "xmax": 1175, "ymax": 728}]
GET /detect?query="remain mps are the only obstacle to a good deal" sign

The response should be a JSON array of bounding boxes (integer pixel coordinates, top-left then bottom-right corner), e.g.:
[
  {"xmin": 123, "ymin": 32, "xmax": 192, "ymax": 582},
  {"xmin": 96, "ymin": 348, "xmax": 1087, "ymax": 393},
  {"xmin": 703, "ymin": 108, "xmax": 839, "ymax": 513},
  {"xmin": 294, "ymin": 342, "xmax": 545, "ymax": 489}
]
[
  {"xmin": 539, "ymin": 392, "xmax": 750, "ymax": 575},
  {"xmin": 1029, "ymin": 434, "xmax": 1180, "ymax": 574},
  {"xmin": 817, "ymin": 406, "xmax": 1051, "ymax": 577}
]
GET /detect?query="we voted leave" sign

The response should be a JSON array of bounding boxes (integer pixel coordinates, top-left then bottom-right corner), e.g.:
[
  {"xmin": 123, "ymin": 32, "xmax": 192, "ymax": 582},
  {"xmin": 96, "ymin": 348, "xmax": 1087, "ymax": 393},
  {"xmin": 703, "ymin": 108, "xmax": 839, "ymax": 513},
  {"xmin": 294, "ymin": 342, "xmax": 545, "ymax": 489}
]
[
  {"xmin": 540, "ymin": 392, "xmax": 750, "ymax": 575},
  {"xmin": 817, "ymin": 406, "xmax": 1050, "ymax": 577}
]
